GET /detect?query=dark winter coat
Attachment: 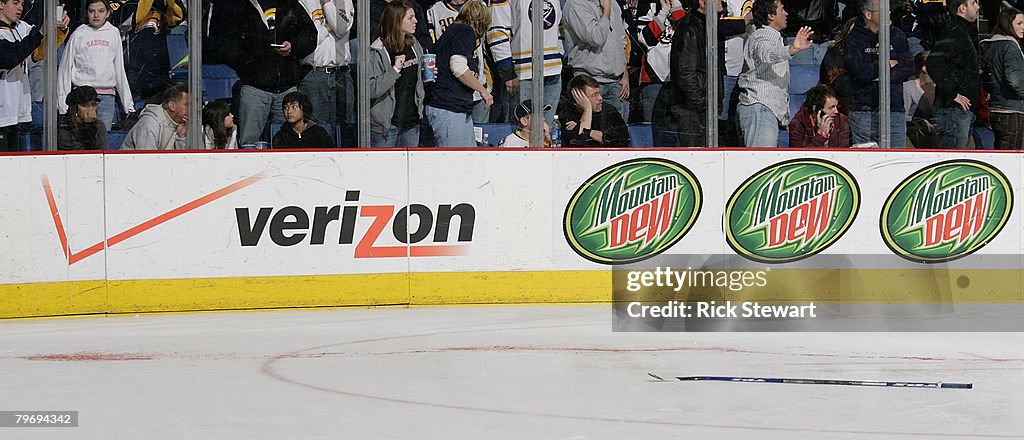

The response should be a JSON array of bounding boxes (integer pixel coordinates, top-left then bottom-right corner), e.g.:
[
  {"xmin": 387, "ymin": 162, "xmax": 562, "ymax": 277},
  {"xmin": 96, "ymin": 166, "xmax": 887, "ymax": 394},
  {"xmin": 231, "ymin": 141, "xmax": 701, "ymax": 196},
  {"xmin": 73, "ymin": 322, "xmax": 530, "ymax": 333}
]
[
  {"xmin": 669, "ymin": 10, "xmax": 727, "ymax": 116},
  {"xmin": 109, "ymin": 0, "xmax": 187, "ymax": 97},
  {"xmin": 557, "ymin": 105, "xmax": 630, "ymax": 147},
  {"xmin": 222, "ymin": 0, "xmax": 316, "ymax": 93},
  {"xmin": 844, "ymin": 22, "xmax": 914, "ymax": 113},
  {"xmin": 980, "ymin": 35, "xmax": 1024, "ymax": 113},
  {"xmin": 57, "ymin": 120, "xmax": 108, "ymax": 150},
  {"xmin": 926, "ymin": 16, "xmax": 980, "ymax": 109},
  {"xmin": 783, "ymin": 0, "xmax": 839, "ymax": 42}
]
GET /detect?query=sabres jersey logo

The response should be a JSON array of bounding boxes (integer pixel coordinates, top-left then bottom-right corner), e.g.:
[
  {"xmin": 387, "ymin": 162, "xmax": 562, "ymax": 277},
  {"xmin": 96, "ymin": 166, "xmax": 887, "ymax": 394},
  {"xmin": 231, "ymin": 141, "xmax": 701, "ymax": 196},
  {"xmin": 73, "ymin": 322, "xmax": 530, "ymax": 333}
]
[{"xmin": 528, "ymin": 1, "xmax": 557, "ymax": 29}]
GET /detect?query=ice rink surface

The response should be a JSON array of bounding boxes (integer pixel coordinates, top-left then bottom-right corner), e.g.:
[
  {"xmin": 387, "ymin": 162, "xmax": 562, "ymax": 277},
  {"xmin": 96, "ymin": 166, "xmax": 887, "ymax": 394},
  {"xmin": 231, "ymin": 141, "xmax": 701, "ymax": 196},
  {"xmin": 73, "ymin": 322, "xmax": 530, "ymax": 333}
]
[{"xmin": 2, "ymin": 305, "xmax": 1023, "ymax": 439}]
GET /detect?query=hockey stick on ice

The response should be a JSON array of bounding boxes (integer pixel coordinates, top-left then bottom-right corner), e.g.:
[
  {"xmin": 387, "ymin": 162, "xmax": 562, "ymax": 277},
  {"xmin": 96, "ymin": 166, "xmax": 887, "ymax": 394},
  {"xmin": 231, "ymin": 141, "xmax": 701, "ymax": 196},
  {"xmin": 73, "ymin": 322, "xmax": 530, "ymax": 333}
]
[{"xmin": 648, "ymin": 372, "xmax": 972, "ymax": 389}]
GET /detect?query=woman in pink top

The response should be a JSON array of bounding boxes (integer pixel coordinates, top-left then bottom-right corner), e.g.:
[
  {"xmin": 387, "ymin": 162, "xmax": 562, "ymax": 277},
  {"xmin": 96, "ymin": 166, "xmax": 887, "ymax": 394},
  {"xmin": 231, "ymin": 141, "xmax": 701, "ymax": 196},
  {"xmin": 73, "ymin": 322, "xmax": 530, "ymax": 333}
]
[{"xmin": 57, "ymin": 0, "xmax": 134, "ymax": 131}]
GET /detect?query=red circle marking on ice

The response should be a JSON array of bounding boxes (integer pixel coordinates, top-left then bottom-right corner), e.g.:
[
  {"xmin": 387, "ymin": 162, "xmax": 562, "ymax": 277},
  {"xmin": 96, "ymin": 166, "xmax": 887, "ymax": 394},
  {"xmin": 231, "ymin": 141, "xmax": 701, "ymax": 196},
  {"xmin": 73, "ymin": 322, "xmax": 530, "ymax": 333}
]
[{"xmin": 21, "ymin": 352, "xmax": 156, "ymax": 361}]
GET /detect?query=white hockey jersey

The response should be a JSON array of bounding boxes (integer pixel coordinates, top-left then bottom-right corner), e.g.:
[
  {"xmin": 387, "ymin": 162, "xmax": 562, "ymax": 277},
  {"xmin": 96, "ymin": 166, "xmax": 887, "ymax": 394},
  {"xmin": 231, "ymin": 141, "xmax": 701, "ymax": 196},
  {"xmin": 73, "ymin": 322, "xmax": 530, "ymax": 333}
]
[
  {"xmin": 0, "ymin": 19, "xmax": 37, "ymax": 127},
  {"xmin": 298, "ymin": 0, "xmax": 353, "ymax": 67},
  {"xmin": 724, "ymin": 0, "xmax": 752, "ymax": 76},
  {"xmin": 486, "ymin": 0, "xmax": 562, "ymax": 82}
]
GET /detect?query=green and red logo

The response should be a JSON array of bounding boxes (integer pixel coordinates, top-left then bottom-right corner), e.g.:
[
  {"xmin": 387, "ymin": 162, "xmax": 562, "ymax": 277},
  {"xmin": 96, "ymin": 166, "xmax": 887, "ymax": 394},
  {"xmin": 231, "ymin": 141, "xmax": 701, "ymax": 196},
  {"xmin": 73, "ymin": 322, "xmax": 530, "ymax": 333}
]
[
  {"xmin": 725, "ymin": 158, "xmax": 860, "ymax": 263},
  {"xmin": 880, "ymin": 160, "xmax": 1012, "ymax": 263},
  {"xmin": 563, "ymin": 158, "xmax": 702, "ymax": 265}
]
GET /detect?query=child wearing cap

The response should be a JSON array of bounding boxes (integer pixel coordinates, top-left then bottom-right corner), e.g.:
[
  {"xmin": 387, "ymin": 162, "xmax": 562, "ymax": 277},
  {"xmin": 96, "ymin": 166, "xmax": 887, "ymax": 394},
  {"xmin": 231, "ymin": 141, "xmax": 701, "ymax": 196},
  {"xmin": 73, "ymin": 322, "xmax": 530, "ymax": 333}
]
[
  {"xmin": 58, "ymin": 85, "xmax": 108, "ymax": 150},
  {"xmin": 497, "ymin": 99, "xmax": 551, "ymax": 147},
  {"xmin": 0, "ymin": 0, "xmax": 43, "ymax": 151}
]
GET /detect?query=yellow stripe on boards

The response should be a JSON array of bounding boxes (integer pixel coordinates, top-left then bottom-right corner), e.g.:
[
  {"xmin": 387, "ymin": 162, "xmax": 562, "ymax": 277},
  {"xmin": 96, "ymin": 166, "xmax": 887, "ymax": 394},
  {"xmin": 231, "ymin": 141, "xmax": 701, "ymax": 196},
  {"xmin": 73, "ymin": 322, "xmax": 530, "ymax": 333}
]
[
  {"xmin": 1, "ymin": 269, "xmax": 1022, "ymax": 319},
  {"xmin": 0, "ymin": 280, "xmax": 108, "ymax": 318}
]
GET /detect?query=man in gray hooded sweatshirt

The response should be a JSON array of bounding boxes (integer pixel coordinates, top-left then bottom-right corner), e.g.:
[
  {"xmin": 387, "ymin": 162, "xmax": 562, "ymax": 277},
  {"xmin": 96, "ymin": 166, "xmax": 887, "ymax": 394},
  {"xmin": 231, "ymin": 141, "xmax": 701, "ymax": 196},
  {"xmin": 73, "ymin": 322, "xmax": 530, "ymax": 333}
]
[
  {"xmin": 122, "ymin": 84, "xmax": 190, "ymax": 150},
  {"xmin": 563, "ymin": 0, "xmax": 630, "ymax": 114}
]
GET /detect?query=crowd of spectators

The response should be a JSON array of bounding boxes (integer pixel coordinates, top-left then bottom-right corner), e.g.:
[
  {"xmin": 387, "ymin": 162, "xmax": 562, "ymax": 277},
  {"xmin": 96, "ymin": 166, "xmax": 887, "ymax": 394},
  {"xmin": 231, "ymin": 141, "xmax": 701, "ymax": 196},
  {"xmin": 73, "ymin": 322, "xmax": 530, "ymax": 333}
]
[{"xmin": 0, "ymin": 0, "xmax": 1021, "ymax": 150}]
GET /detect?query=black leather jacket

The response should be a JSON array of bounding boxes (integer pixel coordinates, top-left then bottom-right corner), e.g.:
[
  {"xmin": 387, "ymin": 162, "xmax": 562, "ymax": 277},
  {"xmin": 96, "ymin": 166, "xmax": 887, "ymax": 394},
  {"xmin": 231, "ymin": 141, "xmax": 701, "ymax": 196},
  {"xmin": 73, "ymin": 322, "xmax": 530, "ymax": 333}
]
[{"xmin": 221, "ymin": 0, "xmax": 316, "ymax": 93}]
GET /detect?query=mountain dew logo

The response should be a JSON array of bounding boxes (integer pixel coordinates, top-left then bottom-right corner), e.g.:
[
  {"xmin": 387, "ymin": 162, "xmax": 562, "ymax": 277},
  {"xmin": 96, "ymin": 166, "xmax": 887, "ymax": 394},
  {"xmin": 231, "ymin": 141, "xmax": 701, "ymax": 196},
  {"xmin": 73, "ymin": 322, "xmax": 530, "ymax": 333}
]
[
  {"xmin": 563, "ymin": 158, "xmax": 701, "ymax": 264},
  {"xmin": 881, "ymin": 160, "xmax": 1012, "ymax": 263},
  {"xmin": 726, "ymin": 159, "xmax": 860, "ymax": 263}
]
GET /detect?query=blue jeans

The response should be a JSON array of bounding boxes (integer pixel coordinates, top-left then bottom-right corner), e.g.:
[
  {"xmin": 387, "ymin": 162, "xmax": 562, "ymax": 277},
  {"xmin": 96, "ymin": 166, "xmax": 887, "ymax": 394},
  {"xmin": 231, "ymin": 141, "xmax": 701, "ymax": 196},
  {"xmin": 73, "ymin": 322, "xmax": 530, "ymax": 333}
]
[
  {"xmin": 738, "ymin": 102, "xmax": 780, "ymax": 147},
  {"xmin": 640, "ymin": 83, "xmax": 662, "ymax": 123},
  {"xmin": 849, "ymin": 111, "xmax": 907, "ymax": 148},
  {"xmin": 934, "ymin": 107, "xmax": 976, "ymax": 149},
  {"xmin": 720, "ymin": 75, "xmax": 738, "ymax": 121},
  {"xmin": 370, "ymin": 125, "xmax": 420, "ymax": 147},
  {"xmin": 28, "ymin": 60, "xmax": 44, "ymax": 102},
  {"xmin": 471, "ymin": 99, "xmax": 490, "ymax": 124},
  {"xmin": 238, "ymin": 85, "xmax": 293, "ymax": 146},
  {"xmin": 598, "ymin": 80, "xmax": 625, "ymax": 116},
  {"xmin": 426, "ymin": 105, "xmax": 476, "ymax": 147},
  {"xmin": 96, "ymin": 95, "xmax": 117, "ymax": 132},
  {"xmin": 907, "ymin": 37, "xmax": 925, "ymax": 57},
  {"xmin": 298, "ymin": 67, "xmax": 354, "ymax": 126},
  {"xmin": 509, "ymin": 75, "xmax": 561, "ymax": 125}
]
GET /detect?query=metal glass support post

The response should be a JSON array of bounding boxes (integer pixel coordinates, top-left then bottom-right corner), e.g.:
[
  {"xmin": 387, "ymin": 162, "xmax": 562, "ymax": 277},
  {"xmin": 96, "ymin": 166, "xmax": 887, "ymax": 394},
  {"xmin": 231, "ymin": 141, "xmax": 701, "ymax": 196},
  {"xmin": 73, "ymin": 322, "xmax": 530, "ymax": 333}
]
[
  {"xmin": 879, "ymin": 0, "xmax": 891, "ymax": 148},
  {"xmin": 187, "ymin": 0, "xmax": 204, "ymax": 149},
  {"xmin": 706, "ymin": 0, "xmax": 719, "ymax": 147},
  {"xmin": 44, "ymin": 1, "xmax": 57, "ymax": 150},
  {"xmin": 529, "ymin": 0, "xmax": 544, "ymax": 147},
  {"xmin": 357, "ymin": 0, "xmax": 370, "ymax": 148}
]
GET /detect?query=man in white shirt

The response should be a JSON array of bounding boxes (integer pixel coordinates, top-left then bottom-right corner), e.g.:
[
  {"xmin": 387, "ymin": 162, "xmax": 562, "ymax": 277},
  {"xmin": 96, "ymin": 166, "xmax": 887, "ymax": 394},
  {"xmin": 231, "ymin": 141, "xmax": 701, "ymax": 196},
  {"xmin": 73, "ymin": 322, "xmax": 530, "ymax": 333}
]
[
  {"xmin": 297, "ymin": 0, "xmax": 353, "ymax": 144},
  {"xmin": 736, "ymin": 0, "xmax": 811, "ymax": 147}
]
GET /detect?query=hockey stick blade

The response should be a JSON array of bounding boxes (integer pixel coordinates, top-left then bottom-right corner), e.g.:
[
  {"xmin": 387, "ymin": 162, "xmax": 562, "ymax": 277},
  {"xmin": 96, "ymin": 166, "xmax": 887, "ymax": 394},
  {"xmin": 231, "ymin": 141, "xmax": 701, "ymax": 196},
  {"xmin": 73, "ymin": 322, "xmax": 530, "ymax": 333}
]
[{"xmin": 666, "ymin": 375, "xmax": 972, "ymax": 389}]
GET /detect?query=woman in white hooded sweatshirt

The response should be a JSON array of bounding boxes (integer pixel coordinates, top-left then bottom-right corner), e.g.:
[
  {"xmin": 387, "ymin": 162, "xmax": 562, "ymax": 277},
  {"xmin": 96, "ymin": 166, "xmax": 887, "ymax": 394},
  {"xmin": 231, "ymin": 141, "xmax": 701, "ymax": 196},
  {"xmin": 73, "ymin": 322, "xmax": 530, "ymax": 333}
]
[{"xmin": 57, "ymin": 0, "xmax": 133, "ymax": 131}]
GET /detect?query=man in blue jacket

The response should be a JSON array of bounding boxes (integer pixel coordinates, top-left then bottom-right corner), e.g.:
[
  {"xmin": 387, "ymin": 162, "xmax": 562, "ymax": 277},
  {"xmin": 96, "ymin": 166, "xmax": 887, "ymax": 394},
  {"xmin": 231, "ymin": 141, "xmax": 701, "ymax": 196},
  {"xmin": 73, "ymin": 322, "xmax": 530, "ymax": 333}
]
[{"xmin": 844, "ymin": 0, "xmax": 913, "ymax": 148}]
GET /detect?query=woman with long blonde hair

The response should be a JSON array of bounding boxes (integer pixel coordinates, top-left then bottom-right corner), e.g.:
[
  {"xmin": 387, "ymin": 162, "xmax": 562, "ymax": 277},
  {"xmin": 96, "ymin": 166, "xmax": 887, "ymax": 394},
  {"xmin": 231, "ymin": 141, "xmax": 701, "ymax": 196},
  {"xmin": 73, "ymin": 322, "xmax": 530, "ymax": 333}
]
[
  {"xmin": 424, "ymin": 0, "xmax": 492, "ymax": 147},
  {"xmin": 368, "ymin": 0, "xmax": 426, "ymax": 147}
]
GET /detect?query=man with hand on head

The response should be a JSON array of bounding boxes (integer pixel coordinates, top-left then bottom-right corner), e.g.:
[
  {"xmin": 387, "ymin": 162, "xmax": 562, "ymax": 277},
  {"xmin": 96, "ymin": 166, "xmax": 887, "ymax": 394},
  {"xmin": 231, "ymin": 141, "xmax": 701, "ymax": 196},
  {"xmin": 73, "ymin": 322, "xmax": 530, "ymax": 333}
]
[
  {"xmin": 558, "ymin": 73, "xmax": 630, "ymax": 147},
  {"xmin": 122, "ymin": 83, "xmax": 189, "ymax": 150}
]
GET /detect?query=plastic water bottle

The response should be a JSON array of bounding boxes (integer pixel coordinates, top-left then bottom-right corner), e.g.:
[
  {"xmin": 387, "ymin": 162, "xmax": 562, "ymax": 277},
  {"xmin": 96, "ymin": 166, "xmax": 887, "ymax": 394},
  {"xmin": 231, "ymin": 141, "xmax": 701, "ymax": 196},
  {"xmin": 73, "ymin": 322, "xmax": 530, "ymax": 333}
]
[{"xmin": 550, "ymin": 115, "xmax": 561, "ymax": 148}]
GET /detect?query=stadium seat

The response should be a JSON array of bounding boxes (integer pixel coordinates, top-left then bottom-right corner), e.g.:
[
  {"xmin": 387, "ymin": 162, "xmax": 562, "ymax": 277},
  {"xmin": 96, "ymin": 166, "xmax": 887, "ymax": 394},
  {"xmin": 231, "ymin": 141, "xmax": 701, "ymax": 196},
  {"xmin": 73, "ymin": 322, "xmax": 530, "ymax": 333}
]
[
  {"xmin": 477, "ymin": 123, "xmax": 513, "ymax": 146},
  {"xmin": 789, "ymin": 93, "xmax": 806, "ymax": 120},
  {"xmin": 789, "ymin": 65, "xmax": 819, "ymax": 95},
  {"xmin": 778, "ymin": 129, "xmax": 789, "ymax": 147},
  {"xmin": 202, "ymin": 65, "xmax": 239, "ymax": 101},
  {"xmin": 171, "ymin": 64, "xmax": 239, "ymax": 103},
  {"xmin": 167, "ymin": 34, "xmax": 188, "ymax": 69},
  {"xmin": 107, "ymin": 131, "xmax": 128, "ymax": 150},
  {"xmin": 629, "ymin": 124, "xmax": 653, "ymax": 147}
]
